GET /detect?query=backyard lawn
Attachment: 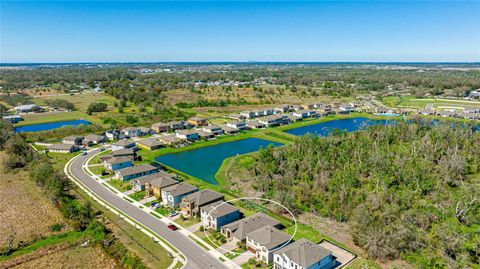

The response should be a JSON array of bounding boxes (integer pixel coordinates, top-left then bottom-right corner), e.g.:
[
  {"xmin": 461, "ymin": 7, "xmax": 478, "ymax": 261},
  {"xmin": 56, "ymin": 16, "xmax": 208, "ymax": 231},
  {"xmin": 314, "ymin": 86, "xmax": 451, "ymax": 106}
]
[{"xmin": 108, "ymin": 179, "xmax": 132, "ymax": 192}]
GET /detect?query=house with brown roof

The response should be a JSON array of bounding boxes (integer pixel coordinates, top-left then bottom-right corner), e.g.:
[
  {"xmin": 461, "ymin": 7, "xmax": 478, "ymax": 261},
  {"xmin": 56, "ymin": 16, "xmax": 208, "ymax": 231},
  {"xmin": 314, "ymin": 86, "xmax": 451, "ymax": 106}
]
[
  {"xmin": 151, "ymin": 122, "xmax": 168, "ymax": 133},
  {"xmin": 180, "ymin": 189, "xmax": 224, "ymax": 218},
  {"xmin": 131, "ymin": 171, "xmax": 178, "ymax": 197}
]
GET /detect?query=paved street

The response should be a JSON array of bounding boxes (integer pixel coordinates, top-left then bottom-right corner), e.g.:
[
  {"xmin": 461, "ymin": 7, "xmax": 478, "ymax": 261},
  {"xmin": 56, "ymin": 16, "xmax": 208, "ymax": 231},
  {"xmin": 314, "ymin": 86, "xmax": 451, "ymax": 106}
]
[{"xmin": 67, "ymin": 148, "xmax": 230, "ymax": 269}]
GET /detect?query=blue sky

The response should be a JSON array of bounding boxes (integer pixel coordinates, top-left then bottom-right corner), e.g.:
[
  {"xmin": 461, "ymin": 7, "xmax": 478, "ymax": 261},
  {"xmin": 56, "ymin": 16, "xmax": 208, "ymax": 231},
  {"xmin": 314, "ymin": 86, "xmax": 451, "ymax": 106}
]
[{"xmin": 1, "ymin": 1, "xmax": 479, "ymax": 62}]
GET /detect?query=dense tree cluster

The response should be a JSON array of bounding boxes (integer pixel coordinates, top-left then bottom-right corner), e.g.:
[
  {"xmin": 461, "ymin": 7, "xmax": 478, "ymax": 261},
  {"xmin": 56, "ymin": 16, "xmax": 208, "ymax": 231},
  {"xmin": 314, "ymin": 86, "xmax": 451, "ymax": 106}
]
[
  {"xmin": 250, "ymin": 119, "xmax": 479, "ymax": 268},
  {"xmin": 86, "ymin": 102, "xmax": 107, "ymax": 114}
]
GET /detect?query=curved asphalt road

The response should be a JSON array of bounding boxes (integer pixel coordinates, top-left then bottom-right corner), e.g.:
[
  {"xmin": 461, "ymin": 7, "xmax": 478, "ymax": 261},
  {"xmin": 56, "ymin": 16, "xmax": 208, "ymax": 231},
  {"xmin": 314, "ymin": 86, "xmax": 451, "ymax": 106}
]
[{"xmin": 68, "ymin": 148, "xmax": 228, "ymax": 269}]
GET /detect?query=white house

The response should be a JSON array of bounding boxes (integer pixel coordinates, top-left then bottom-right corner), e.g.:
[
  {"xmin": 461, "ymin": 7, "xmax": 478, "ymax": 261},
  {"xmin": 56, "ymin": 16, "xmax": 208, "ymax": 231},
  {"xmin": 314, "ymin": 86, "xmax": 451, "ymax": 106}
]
[
  {"xmin": 111, "ymin": 139, "xmax": 137, "ymax": 151},
  {"xmin": 273, "ymin": 238, "xmax": 337, "ymax": 269},
  {"xmin": 175, "ymin": 130, "xmax": 199, "ymax": 141},
  {"xmin": 201, "ymin": 201, "xmax": 241, "ymax": 230},
  {"xmin": 246, "ymin": 225, "xmax": 291, "ymax": 264}
]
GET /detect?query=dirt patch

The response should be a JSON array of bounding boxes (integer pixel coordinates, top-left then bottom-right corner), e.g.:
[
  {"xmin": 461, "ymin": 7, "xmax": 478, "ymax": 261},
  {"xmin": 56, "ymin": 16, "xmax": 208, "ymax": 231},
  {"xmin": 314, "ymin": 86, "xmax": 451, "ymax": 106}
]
[
  {"xmin": 0, "ymin": 153, "xmax": 68, "ymax": 249},
  {"xmin": 2, "ymin": 244, "xmax": 118, "ymax": 269}
]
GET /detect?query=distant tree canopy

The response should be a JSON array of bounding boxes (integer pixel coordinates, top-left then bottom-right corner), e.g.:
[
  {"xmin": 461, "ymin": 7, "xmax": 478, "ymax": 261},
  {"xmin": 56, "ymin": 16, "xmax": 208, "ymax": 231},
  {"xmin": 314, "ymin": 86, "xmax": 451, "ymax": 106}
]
[
  {"xmin": 248, "ymin": 119, "xmax": 480, "ymax": 268},
  {"xmin": 44, "ymin": 99, "xmax": 75, "ymax": 110},
  {"xmin": 86, "ymin": 102, "xmax": 107, "ymax": 114}
]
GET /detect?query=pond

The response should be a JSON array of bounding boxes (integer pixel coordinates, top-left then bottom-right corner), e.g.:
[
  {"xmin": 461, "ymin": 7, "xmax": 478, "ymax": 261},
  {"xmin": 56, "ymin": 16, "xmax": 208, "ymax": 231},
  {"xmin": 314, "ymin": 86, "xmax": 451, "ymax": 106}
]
[
  {"xmin": 284, "ymin": 117, "xmax": 392, "ymax": 136},
  {"xmin": 156, "ymin": 138, "xmax": 281, "ymax": 185},
  {"xmin": 14, "ymin": 119, "xmax": 91, "ymax": 133}
]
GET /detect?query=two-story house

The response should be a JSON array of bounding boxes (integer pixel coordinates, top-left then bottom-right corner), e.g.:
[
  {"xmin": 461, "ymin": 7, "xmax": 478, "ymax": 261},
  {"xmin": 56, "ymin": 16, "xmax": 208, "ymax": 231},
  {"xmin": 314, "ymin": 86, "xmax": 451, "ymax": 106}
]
[
  {"xmin": 103, "ymin": 156, "xmax": 133, "ymax": 172},
  {"xmin": 187, "ymin": 117, "xmax": 208, "ymax": 126},
  {"xmin": 221, "ymin": 213, "xmax": 283, "ymax": 243},
  {"xmin": 201, "ymin": 201, "xmax": 241, "ymax": 230},
  {"xmin": 202, "ymin": 125, "xmax": 224, "ymax": 136},
  {"xmin": 180, "ymin": 189, "xmax": 224, "ymax": 218},
  {"xmin": 246, "ymin": 225, "xmax": 291, "ymax": 264},
  {"xmin": 175, "ymin": 130, "xmax": 199, "ymax": 141},
  {"xmin": 131, "ymin": 171, "xmax": 178, "ymax": 196},
  {"xmin": 161, "ymin": 182, "xmax": 198, "ymax": 208},
  {"xmin": 273, "ymin": 238, "xmax": 337, "ymax": 269}
]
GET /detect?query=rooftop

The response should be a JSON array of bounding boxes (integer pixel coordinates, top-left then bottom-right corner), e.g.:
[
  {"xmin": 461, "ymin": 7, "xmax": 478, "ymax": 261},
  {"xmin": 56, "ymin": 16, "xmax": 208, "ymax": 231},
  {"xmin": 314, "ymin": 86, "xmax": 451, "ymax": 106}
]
[
  {"xmin": 105, "ymin": 156, "xmax": 132, "ymax": 165},
  {"xmin": 162, "ymin": 182, "xmax": 198, "ymax": 197},
  {"xmin": 222, "ymin": 212, "xmax": 281, "ymax": 241},
  {"xmin": 274, "ymin": 238, "xmax": 332, "ymax": 268},
  {"xmin": 137, "ymin": 138, "xmax": 162, "ymax": 147},
  {"xmin": 114, "ymin": 139, "xmax": 136, "ymax": 146},
  {"xmin": 202, "ymin": 201, "xmax": 239, "ymax": 219},
  {"xmin": 116, "ymin": 164, "xmax": 158, "ymax": 177},
  {"xmin": 247, "ymin": 225, "xmax": 291, "ymax": 250},
  {"xmin": 133, "ymin": 171, "xmax": 178, "ymax": 187},
  {"xmin": 182, "ymin": 189, "xmax": 223, "ymax": 206}
]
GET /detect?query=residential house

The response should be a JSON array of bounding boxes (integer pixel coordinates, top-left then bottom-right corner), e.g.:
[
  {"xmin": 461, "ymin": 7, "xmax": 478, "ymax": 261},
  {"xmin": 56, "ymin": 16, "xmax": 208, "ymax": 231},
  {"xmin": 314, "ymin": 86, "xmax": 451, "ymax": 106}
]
[
  {"xmin": 136, "ymin": 138, "xmax": 163, "ymax": 151},
  {"xmin": 46, "ymin": 143, "xmax": 79, "ymax": 153},
  {"xmin": 105, "ymin": 129, "xmax": 125, "ymax": 141},
  {"xmin": 131, "ymin": 171, "xmax": 178, "ymax": 195},
  {"xmin": 292, "ymin": 110, "xmax": 317, "ymax": 119},
  {"xmin": 301, "ymin": 104, "xmax": 316, "ymax": 110},
  {"xmin": 161, "ymin": 182, "xmax": 198, "ymax": 208},
  {"xmin": 187, "ymin": 117, "xmax": 208, "ymax": 126},
  {"xmin": 201, "ymin": 201, "xmax": 241, "ymax": 230},
  {"xmin": 338, "ymin": 104, "xmax": 355, "ymax": 113},
  {"xmin": 180, "ymin": 189, "xmax": 224, "ymax": 218},
  {"xmin": 274, "ymin": 104, "xmax": 292, "ymax": 113},
  {"xmin": 316, "ymin": 104, "xmax": 332, "ymax": 114},
  {"xmin": 221, "ymin": 125, "xmax": 239, "ymax": 134},
  {"xmin": 175, "ymin": 130, "xmax": 199, "ymax": 141},
  {"xmin": 121, "ymin": 127, "xmax": 143, "ymax": 138},
  {"xmin": 240, "ymin": 111, "xmax": 256, "ymax": 119},
  {"xmin": 111, "ymin": 140, "xmax": 137, "ymax": 151},
  {"xmin": 165, "ymin": 121, "xmax": 185, "ymax": 132},
  {"xmin": 227, "ymin": 121, "xmax": 247, "ymax": 130},
  {"xmin": 463, "ymin": 108, "xmax": 480, "ymax": 114},
  {"xmin": 2, "ymin": 115, "xmax": 23, "ymax": 124},
  {"xmin": 197, "ymin": 130, "xmax": 215, "ymax": 140},
  {"xmin": 287, "ymin": 114, "xmax": 303, "ymax": 122},
  {"xmin": 151, "ymin": 122, "xmax": 168, "ymax": 133},
  {"xmin": 84, "ymin": 134, "xmax": 107, "ymax": 144},
  {"xmin": 100, "ymin": 148, "xmax": 137, "ymax": 162},
  {"xmin": 246, "ymin": 120, "xmax": 266, "ymax": 129},
  {"xmin": 14, "ymin": 104, "xmax": 41, "ymax": 113},
  {"xmin": 246, "ymin": 225, "xmax": 291, "ymax": 264},
  {"xmin": 221, "ymin": 213, "xmax": 283, "ymax": 242},
  {"xmin": 62, "ymin": 135, "xmax": 84, "ymax": 145},
  {"xmin": 103, "ymin": 157, "xmax": 133, "ymax": 172},
  {"xmin": 273, "ymin": 238, "xmax": 337, "ymax": 269},
  {"xmin": 202, "ymin": 125, "xmax": 224, "ymax": 135},
  {"xmin": 418, "ymin": 109, "xmax": 435, "ymax": 116},
  {"xmin": 259, "ymin": 114, "xmax": 289, "ymax": 127},
  {"xmin": 438, "ymin": 110, "xmax": 456, "ymax": 118},
  {"xmin": 159, "ymin": 134, "xmax": 185, "ymax": 146},
  {"xmin": 114, "ymin": 164, "xmax": 158, "ymax": 181},
  {"xmin": 458, "ymin": 112, "xmax": 479, "ymax": 120},
  {"xmin": 138, "ymin": 127, "xmax": 153, "ymax": 135}
]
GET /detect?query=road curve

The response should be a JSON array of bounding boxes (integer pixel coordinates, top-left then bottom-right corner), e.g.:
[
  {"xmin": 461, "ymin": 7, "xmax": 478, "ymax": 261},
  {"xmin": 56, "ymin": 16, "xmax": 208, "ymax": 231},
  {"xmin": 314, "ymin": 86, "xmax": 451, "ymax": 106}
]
[{"xmin": 67, "ymin": 148, "xmax": 228, "ymax": 269}]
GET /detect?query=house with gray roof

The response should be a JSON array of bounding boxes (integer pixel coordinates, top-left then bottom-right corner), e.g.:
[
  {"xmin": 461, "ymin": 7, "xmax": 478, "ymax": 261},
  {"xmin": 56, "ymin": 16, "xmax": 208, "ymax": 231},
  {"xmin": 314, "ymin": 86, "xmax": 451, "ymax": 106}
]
[
  {"xmin": 159, "ymin": 134, "xmax": 185, "ymax": 146},
  {"xmin": 201, "ymin": 201, "xmax": 241, "ymax": 230},
  {"xmin": 161, "ymin": 182, "xmax": 198, "ymax": 208},
  {"xmin": 273, "ymin": 238, "xmax": 337, "ymax": 269},
  {"xmin": 221, "ymin": 212, "xmax": 283, "ymax": 242},
  {"xmin": 62, "ymin": 135, "xmax": 84, "ymax": 145},
  {"xmin": 103, "ymin": 156, "xmax": 132, "ymax": 172},
  {"xmin": 46, "ymin": 143, "xmax": 79, "ymax": 153},
  {"xmin": 136, "ymin": 138, "xmax": 163, "ymax": 151},
  {"xmin": 246, "ymin": 225, "xmax": 292, "ymax": 264},
  {"xmin": 180, "ymin": 189, "xmax": 224, "ymax": 217},
  {"xmin": 84, "ymin": 134, "xmax": 107, "ymax": 144},
  {"xmin": 114, "ymin": 164, "xmax": 158, "ymax": 181},
  {"xmin": 112, "ymin": 139, "xmax": 137, "ymax": 151}
]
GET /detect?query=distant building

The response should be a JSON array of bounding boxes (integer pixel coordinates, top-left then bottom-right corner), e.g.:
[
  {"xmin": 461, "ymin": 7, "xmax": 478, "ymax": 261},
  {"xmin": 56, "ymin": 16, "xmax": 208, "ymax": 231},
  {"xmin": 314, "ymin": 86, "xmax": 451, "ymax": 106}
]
[
  {"xmin": 202, "ymin": 125, "xmax": 224, "ymax": 135},
  {"xmin": 62, "ymin": 135, "xmax": 84, "ymax": 145},
  {"xmin": 151, "ymin": 122, "xmax": 168, "ymax": 133},
  {"xmin": 292, "ymin": 110, "xmax": 317, "ymax": 118},
  {"xmin": 159, "ymin": 134, "xmax": 185, "ymax": 146},
  {"xmin": 121, "ymin": 127, "xmax": 143, "ymax": 138},
  {"xmin": 84, "ymin": 134, "xmax": 107, "ymax": 144},
  {"xmin": 46, "ymin": 143, "xmax": 79, "ymax": 153},
  {"xmin": 187, "ymin": 117, "xmax": 208, "ymax": 126},
  {"xmin": 227, "ymin": 121, "xmax": 247, "ymax": 130},
  {"xmin": 136, "ymin": 138, "xmax": 163, "ymax": 151},
  {"xmin": 105, "ymin": 129, "xmax": 126, "ymax": 141},
  {"xmin": 246, "ymin": 120, "xmax": 266, "ymax": 129},
  {"xmin": 175, "ymin": 130, "xmax": 199, "ymax": 141},
  {"xmin": 259, "ymin": 114, "xmax": 289, "ymax": 127},
  {"xmin": 14, "ymin": 104, "xmax": 42, "ymax": 113},
  {"xmin": 2, "ymin": 115, "xmax": 23, "ymax": 124}
]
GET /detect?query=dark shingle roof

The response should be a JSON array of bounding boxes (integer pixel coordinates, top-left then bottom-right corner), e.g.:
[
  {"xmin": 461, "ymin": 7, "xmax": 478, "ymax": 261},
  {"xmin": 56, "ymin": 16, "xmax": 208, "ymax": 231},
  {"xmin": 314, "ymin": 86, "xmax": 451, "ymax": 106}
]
[
  {"xmin": 162, "ymin": 182, "xmax": 198, "ymax": 197},
  {"xmin": 222, "ymin": 213, "xmax": 281, "ymax": 241},
  {"xmin": 246, "ymin": 225, "xmax": 291, "ymax": 250},
  {"xmin": 202, "ymin": 201, "xmax": 239, "ymax": 219},
  {"xmin": 182, "ymin": 189, "xmax": 223, "ymax": 206},
  {"xmin": 116, "ymin": 164, "xmax": 158, "ymax": 177}
]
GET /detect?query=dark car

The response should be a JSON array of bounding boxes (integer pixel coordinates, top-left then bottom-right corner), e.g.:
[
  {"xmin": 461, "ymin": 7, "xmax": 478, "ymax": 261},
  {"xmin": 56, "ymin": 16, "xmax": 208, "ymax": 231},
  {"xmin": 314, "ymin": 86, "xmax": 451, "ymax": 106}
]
[{"xmin": 167, "ymin": 224, "xmax": 178, "ymax": 231}]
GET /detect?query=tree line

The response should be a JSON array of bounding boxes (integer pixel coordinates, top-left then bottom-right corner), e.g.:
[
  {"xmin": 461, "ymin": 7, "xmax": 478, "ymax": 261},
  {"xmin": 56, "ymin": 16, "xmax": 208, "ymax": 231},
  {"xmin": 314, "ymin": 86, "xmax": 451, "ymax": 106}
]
[{"xmin": 248, "ymin": 118, "xmax": 479, "ymax": 268}]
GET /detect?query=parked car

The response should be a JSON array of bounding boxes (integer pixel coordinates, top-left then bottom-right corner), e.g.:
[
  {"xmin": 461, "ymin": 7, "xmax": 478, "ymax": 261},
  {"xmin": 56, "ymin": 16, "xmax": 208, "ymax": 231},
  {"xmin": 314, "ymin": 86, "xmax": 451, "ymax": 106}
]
[
  {"xmin": 100, "ymin": 148, "xmax": 105, "ymax": 151},
  {"xmin": 150, "ymin": 202, "xmax": 159, "ymax": 208},
  {"xmin": 101, "ymin": 171, "xmax": 109, "ymax": 176},
  {"xmin": 82, "ymin": 151, "xmax": 87, "ymax": 156},
  {"xmin": 167, "ymin": 224, "xmax": 178, "ymax": 231},
  {"xmin": 168, "ymin": 212, "xmax": 179, "ymax": 218}
]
